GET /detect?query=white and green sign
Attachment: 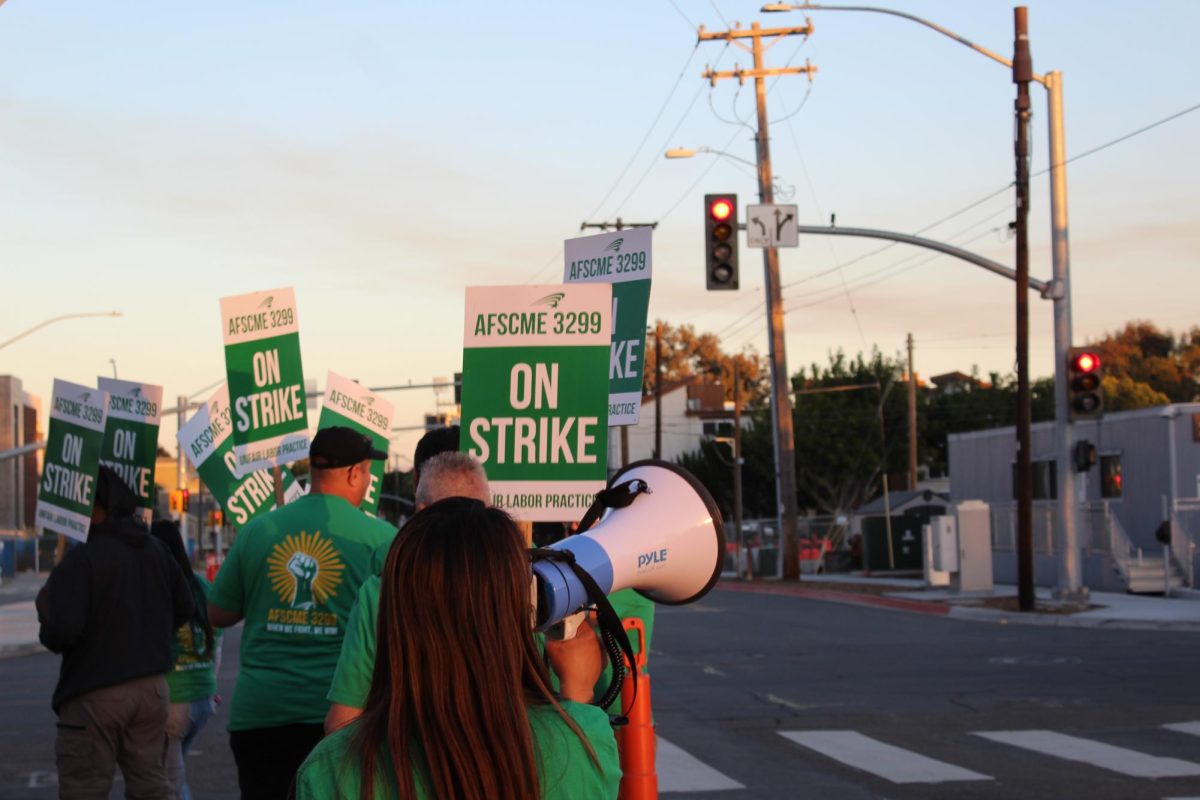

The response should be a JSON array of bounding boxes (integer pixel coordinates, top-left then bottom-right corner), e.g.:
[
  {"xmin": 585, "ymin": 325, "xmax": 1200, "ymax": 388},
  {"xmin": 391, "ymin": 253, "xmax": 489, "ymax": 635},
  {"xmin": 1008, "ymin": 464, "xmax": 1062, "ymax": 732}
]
[
  {"xmin": 178, "ymin": 384, "xmax": 304, "ymax": 528},
  {"xmin": 36, "ymin": 380, "xmax": 109, "ymax": 541},
  {"xmin": 461, "ymin": 284, "xmax": 611, "ymax": 521},
  {"xmin": 97, "ymin": 377, "xmax": 163, "ymax": 512},
  {"xmin": 317, "ymin": 371, "xmax": 392, "ymax": 517},
  {"xmin": 220, "ymin": 286, "xmax": 310, "ymax": 476},
  {"xmin": 564, "ymin": 227, "xmax": 652, "ymax": 426}
]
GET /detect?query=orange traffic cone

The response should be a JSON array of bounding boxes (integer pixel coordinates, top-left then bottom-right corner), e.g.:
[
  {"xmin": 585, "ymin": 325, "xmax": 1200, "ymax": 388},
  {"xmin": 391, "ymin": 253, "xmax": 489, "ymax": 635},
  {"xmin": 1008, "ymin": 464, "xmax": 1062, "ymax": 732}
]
[{"xmin": 617, "ymin": 617, "xmax": 656, "ymax": 800}]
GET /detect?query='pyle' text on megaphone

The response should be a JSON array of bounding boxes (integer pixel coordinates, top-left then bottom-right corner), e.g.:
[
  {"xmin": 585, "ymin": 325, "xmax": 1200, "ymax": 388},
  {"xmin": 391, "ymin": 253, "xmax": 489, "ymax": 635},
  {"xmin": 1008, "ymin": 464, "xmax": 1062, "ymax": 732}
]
[{"xmin": 531, "ymin": 460, "xmax": 725, "ymax": 632}]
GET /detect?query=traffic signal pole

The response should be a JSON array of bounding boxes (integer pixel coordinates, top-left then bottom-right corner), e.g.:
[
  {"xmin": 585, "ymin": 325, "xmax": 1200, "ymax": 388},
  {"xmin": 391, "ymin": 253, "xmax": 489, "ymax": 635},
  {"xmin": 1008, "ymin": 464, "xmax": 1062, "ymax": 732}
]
[{"xmin": 699, "ymin": 21, "xmax": 814, "ymax": 579}]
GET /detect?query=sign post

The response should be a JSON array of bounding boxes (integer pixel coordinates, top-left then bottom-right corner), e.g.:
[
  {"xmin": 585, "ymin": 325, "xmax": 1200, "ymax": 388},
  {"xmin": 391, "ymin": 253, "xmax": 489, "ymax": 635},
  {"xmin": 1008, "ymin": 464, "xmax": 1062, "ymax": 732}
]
[
  {"xmin": 316, "ymin": 371, "xmax": 393, "ymax": 517},
  {"xmin": 461, "ymin": 285, "xmax": 611, "ymax": 521},
  {"xmin": 178, "ymin": 384, "xmax": 304, "ymax": 529},
  {"xmin": 220, "ymin": 287, "xmax": 310, "ymax": 476},
  {"xmin": 97, "ymin": 377, "xmax": 163, "ymax": 518},
  {"xmin": 564, "ymin": 227, "xmax": 653, "ymax": 426},
  {"xmin": 36, "ymin": 380, "xmax": 109, "ymax": 541}
]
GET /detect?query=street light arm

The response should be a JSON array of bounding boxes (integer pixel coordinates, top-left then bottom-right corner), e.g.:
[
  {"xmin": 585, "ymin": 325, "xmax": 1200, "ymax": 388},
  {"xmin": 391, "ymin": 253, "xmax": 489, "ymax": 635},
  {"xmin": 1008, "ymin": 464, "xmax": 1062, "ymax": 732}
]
[
  {"xmin": 763, "ymin": 2, "xmax": 1046, "ymax": 84},
  {"xmin": 0, "ymin": 311, "xmax": 124, "ymax": 351}
]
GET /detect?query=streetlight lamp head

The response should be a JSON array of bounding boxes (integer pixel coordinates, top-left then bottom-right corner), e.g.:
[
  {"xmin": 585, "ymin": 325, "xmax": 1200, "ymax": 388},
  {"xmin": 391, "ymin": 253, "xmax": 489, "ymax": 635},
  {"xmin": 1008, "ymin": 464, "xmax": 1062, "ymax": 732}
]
[
  {"xmin": 664, "ymin": 147, "xmax": 697, "ymax": 159},
  {"xmin": 761, "ymin": 3, "xmax": 795, "ymax": 12}
]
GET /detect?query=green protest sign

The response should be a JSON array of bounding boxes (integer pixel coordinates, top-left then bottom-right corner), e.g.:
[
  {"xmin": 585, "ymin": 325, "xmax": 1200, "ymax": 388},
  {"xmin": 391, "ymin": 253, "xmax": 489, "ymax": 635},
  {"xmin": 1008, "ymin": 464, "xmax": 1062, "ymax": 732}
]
[
  {"xmin": 36, "ymin": 380, "xmax": 109, "ymax": 541},
  {"xmin": 564, "ymin": 227, "xmax": 652, "ymax": 426},
  {"xmin": 461, "ymin": 284, "xmax": 610, "ymax": 521},
  {"xmin": 220, "ymin": 286, "xmax": 310, "ymax": 476},
  {"xmin": 178, "ymin": 384, "xmax": 304, "ymax": 528},
  {"xmin": 316, "ymin": 371, "xmax": 393, "ymax": 518},
  {"xmin": 97, "ymin": 377, "xmax": 162, "ymax": 512}
]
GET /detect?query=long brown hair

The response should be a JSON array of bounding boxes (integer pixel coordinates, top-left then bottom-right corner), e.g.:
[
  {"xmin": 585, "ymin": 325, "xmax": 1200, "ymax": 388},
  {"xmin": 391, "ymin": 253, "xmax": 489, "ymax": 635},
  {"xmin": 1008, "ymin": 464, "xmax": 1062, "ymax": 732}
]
[{"xmin": 352, "ymin": 497, "xmax": 591, "ymax": 799}]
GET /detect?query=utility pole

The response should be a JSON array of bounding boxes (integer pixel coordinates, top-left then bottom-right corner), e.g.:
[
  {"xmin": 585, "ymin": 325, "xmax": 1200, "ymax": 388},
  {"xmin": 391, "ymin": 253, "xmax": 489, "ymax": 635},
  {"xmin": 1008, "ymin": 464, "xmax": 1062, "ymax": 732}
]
[
  {"xmin": 580, "ymin": 219, "xmax": 658, "ymax": 232},
  {"xmin": 654, "ymin": 323, "xmax": 663, "ymax": 460},
  {"xmin": 1013, "ymin": 7, "xmax": 1035, "ymax": 612},
  {"xmin": 699, "ymin": 19, "xmax": 815, "ymax": 580},
  {"xmin": 176, "ymin": 395, "xmax": 189, "ymax": 550},
  {"xmin": 907, "ymin": 333, "xmax": 918, "ymax": 489},
  {"xmin": 733, "ymin": 361, "xmax": 747, "ymax": 578}
]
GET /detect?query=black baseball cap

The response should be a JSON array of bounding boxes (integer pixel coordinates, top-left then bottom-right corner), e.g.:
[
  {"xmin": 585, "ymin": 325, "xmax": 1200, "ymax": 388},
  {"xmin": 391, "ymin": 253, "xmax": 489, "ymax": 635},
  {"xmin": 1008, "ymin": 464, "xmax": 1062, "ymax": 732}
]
[{"xmin": 310, "ymin": 426, "xmax": 387, "ymax": 468}]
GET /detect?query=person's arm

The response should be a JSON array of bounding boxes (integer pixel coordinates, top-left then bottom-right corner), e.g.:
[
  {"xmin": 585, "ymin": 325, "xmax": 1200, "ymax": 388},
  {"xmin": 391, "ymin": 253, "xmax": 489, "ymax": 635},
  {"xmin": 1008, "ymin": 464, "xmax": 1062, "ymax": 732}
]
[
  {"xmin": 324, "ymin": 702, "xmax": 362, "ymax": 735},
  {"xmin": 544, "ymin": 618, "xmax": 605, "ymax": 704},
  {"xmin": 169, "ymin": 558, "xmax": 195, "ymax": 630},
  {"xmin": 36, "ymin": 553, "xmax": 89, "ymax": 653},
  {"xmin": 208, "ymin": 603, "xmax": 243, "ymax": 628}
]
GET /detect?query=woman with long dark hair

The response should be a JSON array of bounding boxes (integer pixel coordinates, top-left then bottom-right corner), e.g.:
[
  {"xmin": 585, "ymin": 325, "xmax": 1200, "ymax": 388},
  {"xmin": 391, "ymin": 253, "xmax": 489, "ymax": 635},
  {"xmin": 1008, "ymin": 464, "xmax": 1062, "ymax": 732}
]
[
  {"xmin": 150, "ymin": 520, "xmax": 222, "ymax": 800},
  {"xmin": 295, "ymin": 497, "xmax": 621, "ymax": 799}
]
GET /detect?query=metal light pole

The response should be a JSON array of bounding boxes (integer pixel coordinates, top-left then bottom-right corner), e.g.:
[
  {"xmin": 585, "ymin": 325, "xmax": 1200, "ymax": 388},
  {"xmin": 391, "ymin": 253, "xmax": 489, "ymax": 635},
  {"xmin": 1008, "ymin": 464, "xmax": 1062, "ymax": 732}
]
[
  {"xmin": 764, "ymin": 1, "xmax": 1085, "ymax": 604},
  {"xmin": 0, "ymin": 311, "xmax": 123, "ymax": 351}
]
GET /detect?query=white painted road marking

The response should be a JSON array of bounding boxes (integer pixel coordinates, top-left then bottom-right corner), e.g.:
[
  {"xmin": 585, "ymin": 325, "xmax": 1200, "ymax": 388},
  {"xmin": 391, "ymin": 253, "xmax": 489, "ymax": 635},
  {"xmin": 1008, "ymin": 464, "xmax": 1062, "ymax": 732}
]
[
  {"xmin": 1164, "ymin": 721, "xmax": 1200, "ymax": 737},
  {"xmin": 779, "ymin": 730, "xmax": 993, "ymax": 784},
  {"xmin": 974, "ymin": 730, "xmax": 1200, "ymax": 778},
  {"xmin": 657, "ymin": 736, "xmax": 744, "ymax": 793}
]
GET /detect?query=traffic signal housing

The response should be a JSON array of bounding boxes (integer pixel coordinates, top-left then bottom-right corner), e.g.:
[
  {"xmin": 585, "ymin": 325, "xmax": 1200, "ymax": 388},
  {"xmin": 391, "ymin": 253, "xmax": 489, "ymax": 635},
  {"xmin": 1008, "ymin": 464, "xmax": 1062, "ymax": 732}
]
[
  {"xmin": 1067, "ymin": 347, "xmax": 1103, "ymax": 421},
  {"xmin": 181, "ymin": 488, "xmax": 190, "ymax": 512},
  {"xmin": 704, "ymin": 194, "xmax": 739, "ymax": 290}
]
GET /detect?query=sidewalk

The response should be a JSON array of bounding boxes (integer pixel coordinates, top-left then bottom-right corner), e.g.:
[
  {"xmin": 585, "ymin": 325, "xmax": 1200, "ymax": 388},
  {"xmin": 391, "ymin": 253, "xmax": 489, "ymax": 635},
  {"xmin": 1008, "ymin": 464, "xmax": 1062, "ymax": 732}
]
[
  {"xmin": 0, "ymin": 601, "xmax": 44, "ymax": 660},
  {"xmin": 719, "ymin": 574, "xmax": 1200, "ymax": 632}
]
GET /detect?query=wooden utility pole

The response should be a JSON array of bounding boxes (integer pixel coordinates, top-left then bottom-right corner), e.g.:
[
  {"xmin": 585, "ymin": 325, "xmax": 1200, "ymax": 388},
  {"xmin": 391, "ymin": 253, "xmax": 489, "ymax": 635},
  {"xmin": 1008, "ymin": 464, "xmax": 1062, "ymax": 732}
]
[
  {"xmin": 699, "ymin": 20, "xmax": 815, "ymax": 580},
  {"xmin": 733, "ymin": 361, "xmax": 748, "ymax": 578},
  {"xmin": 1013, "ymin": 7, "xmax": 1035, "ymax": 612},
  {"xmin": 907, "ymin": 333, "xmax": 918, "ymax": 489},
  {"xmin": 654, "ymin": 323, "xmax": 663, "ymax": 460}
]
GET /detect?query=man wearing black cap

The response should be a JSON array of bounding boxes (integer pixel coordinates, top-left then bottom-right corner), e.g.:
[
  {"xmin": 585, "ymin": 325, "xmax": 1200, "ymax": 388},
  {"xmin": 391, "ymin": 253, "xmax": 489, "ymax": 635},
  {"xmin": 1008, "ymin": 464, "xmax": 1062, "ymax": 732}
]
[{"xmin": 207, "ymin": 426, "xmax": 395, "ymax": 800}]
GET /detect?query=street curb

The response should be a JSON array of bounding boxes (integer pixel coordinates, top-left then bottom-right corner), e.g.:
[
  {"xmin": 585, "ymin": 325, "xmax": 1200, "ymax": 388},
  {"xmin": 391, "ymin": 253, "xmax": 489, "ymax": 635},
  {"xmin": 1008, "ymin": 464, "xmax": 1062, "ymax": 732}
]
[
  {"xmin": 0, "ymin": 641, "xmax": 46, "ymax": 661},
  {"xmin": 946, "ymin": 605, "xmax": 1200, "ymax": 631},
  {"xmin": 716, "ymin": 581, "xmax": 1200, "ymax": 631},
  {"xmin": 715, "ymin": 582, "xmax": 950, "ymax": 617}
]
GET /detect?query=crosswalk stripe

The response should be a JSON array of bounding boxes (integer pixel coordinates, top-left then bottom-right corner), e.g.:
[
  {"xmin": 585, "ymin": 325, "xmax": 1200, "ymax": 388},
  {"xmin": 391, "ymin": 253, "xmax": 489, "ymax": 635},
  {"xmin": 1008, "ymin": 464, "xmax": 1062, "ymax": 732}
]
[
  {"xmin": 657, "ymin": 736, "xmax": 745, "ymax": 793},
  {"xmin": 779, "ymin": 730, "xmax": 992, "ymax": 784},
  {"xmin": 1164, "ymin": 722, "xmax": 1200, "ymax": 738},
  {"xmin": 974, "ymin": 730, "xmax": 1200, "ymax": 778}
]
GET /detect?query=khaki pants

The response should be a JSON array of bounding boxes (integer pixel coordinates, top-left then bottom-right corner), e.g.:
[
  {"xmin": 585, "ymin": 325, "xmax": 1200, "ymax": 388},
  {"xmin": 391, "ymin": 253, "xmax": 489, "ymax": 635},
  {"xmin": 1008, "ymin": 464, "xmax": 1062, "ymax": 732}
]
[{"xmin": 55, "ymin": 674, "xmax": 171, "ymax": 800}]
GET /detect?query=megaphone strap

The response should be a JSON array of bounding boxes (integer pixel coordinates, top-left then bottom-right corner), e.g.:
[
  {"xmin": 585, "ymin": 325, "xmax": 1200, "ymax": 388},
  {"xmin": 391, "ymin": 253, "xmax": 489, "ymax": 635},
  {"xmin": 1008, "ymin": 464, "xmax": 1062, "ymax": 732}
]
[
  {"xmin": 575, "ymin": 478, "xmax": 651, "ymax": 534},
  {"xmin": 529, "ymin": 547, "xmax": 639, "ymax": 713}
]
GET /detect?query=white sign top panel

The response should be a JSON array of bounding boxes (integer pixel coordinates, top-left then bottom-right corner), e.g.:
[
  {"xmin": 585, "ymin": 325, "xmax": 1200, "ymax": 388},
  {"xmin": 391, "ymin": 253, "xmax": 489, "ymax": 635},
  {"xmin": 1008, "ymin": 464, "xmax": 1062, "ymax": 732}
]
[
  {"xmin": 98, "ymin": 377, "xmax": 164, "ymax": 426},
  {"xmin": 563, "ymin": 227, "xmax": 653, "ymax": 285},
  {"xmin": 49, "ymin": 379, "xmax": 109, "ymax": 433},
  {"xmin": 220, "ymin": 286, "xmax": 300, "ymax": 346},
  {"xmin": 464, "ymin": 284, "xmax": 612, "ymax": 349}
]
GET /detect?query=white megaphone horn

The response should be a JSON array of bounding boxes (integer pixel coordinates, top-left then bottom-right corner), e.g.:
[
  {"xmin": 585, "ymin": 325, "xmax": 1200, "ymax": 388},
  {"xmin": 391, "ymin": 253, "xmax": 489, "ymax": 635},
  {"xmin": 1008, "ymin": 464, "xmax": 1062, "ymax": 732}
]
[{"xmin": 532, "ymin": 460, "xmax": 725, "ymax": 631}]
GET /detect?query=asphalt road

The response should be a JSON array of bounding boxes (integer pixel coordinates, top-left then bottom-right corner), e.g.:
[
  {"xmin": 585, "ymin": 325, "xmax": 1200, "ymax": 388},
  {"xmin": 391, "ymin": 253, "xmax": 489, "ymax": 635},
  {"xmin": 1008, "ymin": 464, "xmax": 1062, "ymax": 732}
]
[{"xmin": 3, "ymin": 587, "xmax": 1200, "ymax": 799}]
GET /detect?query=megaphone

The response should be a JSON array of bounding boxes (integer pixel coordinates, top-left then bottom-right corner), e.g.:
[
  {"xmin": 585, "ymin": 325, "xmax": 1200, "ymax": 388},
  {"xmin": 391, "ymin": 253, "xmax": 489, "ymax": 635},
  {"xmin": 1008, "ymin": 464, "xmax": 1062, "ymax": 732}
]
[{"xmin": 532, "ymin": 460, "xmax": 725, "ymax": 632}]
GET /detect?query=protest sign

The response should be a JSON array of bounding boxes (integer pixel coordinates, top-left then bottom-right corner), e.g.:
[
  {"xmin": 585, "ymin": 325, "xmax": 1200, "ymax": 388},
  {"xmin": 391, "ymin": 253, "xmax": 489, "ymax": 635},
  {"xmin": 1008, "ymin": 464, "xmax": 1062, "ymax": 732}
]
[
  {"xmin": 97, "ymin": 377, "xmax": 163, "ymax": 513},
  {"xmin": 564, "ymin": 227, "xmax": 652, "ymax": 426},
  {"xmin": 36, "ymin": 380, "xmax": 109, "ymax": 541},
  {"xmin": 461, "ymin": 284, "xmax": 610, "ymax": 521},
  {"xmin": 220, "ymin": 286, "xmax": 309, "ymax": 476},
  {"xmin": 178, "ymin": 384, "xmax": 304, "ymax": 528},
  {"xmin": 316, "ymin": 371, "xmax": 392, "ymax": 517}
]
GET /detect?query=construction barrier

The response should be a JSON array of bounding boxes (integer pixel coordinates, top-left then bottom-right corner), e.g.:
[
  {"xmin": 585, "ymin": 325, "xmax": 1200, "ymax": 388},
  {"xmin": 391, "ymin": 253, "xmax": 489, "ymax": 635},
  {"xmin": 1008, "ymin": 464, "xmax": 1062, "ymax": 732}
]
[{"xmin": 617, "ymin": 617, "xmax": 656, "ymax": 800}]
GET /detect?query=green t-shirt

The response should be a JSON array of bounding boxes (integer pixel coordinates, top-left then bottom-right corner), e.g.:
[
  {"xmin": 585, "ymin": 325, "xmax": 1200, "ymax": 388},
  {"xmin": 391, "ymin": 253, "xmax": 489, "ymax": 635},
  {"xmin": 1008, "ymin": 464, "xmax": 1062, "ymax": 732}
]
[
  {"xmin": 327, "ymin": 582, "xmax": 655, "ymax": 713},
  {"xmin": 295, "ymin": 700, "xmax": 621, "ymax": 799},
  {"xmin": 164, "ymin": 573, "xmax": 224, "ymax": 704},
  {"xmin": 208, "ymin": 493, "xmax": 396, "ymax": 731}
]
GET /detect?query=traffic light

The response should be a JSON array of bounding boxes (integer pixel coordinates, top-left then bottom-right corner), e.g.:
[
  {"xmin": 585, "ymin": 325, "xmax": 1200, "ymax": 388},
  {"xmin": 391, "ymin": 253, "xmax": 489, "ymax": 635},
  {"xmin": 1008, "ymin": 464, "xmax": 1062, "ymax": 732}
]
[
  {"xmin": 168, "ymin": 491, "xmax": 182, "ymax": 514},
  {"xmin": 1073, "ymin": 440, "xmax": 1097, "ymax": 472},
  {"xmin": 1067, "ymin": 347, "xmax": 1103, "ymax": 421},
  {"xmin": 704, "ymin": 193, "xmax": 738, "ymax": 290},
  {"xmin": 181, "ymin": 488, "xmax": 190, "ymax": 512}
]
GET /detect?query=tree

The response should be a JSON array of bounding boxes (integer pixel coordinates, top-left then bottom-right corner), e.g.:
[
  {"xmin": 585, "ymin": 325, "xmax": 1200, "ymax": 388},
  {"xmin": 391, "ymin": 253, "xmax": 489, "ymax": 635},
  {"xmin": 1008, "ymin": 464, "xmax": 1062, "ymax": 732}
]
[
  {"xmin": 642, "ymin": 321, "xmax": 769, "ymax": 406},
  {"xmin": 1090, "ymin": 321, "xmax": 1199, "ymax": 405}
]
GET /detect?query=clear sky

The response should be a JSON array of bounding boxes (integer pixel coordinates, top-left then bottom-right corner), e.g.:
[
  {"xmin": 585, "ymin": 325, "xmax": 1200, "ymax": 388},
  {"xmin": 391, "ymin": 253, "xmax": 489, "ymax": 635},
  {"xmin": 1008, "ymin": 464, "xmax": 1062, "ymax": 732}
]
[{"xmin": 2, "ymin": 0, "xmax": 1197, "ymax": 464}]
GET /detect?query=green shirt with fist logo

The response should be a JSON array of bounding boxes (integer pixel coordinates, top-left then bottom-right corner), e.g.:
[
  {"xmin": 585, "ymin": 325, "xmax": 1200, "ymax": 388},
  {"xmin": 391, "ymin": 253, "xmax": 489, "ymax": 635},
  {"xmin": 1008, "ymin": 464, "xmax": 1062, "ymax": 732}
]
[{"xmin": 209, "ymin": 492, "xmax": 395, "ymax": 731}]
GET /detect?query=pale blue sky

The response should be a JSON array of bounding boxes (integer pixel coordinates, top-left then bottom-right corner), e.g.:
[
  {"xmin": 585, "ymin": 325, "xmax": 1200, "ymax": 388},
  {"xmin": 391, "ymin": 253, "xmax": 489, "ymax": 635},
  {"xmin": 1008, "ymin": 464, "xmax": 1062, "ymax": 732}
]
[{"xmin": 2, "ymin": 0, "xmax": 1197, "ymax": 460}]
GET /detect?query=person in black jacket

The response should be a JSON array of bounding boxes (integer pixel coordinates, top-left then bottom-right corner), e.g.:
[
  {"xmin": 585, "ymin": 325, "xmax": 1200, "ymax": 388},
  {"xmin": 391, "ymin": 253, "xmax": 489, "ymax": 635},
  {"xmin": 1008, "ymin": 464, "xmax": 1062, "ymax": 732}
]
[{"xmin": 37, "ymin": 466, "xmax": 194, "ymax": 799}]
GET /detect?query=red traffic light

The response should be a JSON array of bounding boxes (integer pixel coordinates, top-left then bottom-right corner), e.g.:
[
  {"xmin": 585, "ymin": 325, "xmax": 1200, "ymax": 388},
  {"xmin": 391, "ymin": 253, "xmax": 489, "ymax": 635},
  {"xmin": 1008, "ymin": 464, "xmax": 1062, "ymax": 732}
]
[
  {"xmin": 1072, "ymin": 352, "xmax": 1100, "ymax": 373},
  {"xmin": 709, "ymin": 198, "xmax": 734, "ymax": 221}
]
